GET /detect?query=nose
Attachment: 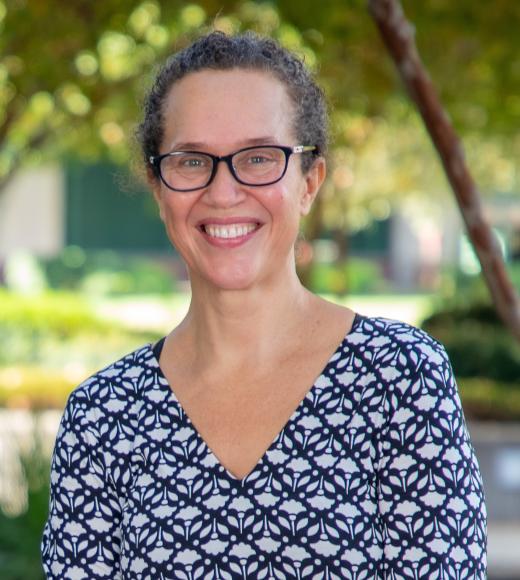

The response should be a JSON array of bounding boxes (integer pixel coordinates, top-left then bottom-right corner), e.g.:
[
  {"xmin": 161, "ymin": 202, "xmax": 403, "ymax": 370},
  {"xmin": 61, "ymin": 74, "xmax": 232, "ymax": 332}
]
[{"xmin": 203, "ymin": 158, "xmax": 245, "ymax": 207}]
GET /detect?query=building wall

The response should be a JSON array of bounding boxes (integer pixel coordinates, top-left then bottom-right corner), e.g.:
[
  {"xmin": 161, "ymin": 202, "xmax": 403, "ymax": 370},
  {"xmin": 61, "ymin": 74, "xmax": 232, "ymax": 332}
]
[
  {"xmin": 0, "ymin": 166, "xmax": 65, "ymax": 259},
  {"xmin": 389, "ymin": 210, "xmax": 421, "ymax": 290}
]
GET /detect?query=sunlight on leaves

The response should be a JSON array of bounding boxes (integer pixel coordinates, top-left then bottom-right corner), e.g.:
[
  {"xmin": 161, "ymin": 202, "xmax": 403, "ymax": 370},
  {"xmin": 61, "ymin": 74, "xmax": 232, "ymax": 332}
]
[
  {"xmin": 29, "ymin": 92, "xmax": 55, "ymax": 117},
  {"xmin": 128, "ymin": 1, "xmax": 161, "ymax": 37},
  {"xmin": 239, "ymin": 2, "xmax": 280, "ymax": 33},
  {"xmin": 145, "ymin": 24, "xmax": 169, "ymax": 49},
  {"xmin": 59, "ymin": 84, "xmax": 91, "ymax": 116},
  {"xmin": 180, "ymin": 5, "xmax": 206, "ymax": 29},
  {"xmin": 99, "ymin": 122, "xmax": 125, "ymax": 146},
  {"xmin": 213, "ymin": 16, "xmax": 238, "ymax": 35},
  {"xmin": 75, "ymin": 52, "xmax": 99, "ymax": 77},
  {"xmin": 98, "ymin": 31, "xmax": 138, "ymax": 81}
]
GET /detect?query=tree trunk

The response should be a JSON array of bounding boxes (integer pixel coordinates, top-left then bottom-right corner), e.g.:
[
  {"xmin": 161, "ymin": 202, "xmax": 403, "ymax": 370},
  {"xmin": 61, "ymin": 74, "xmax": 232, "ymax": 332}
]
[{"xmin": 368, "ymin": 0, "xmax": 520, "ymax": 342}]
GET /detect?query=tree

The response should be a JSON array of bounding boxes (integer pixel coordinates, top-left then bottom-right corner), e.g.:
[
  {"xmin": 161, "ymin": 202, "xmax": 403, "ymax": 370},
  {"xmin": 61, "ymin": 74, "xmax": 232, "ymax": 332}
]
[
  {"xmin": 368, "ymin": 0, "xmax": 520, "ymax": 339},
  {"xmin": 2, "ymin": 0, "xmax": 519, "ymax": 196},
  {"xmin": 2, "ymin": 1, "xmax": 519, "ymax": 293},
  {"xmin": 0, "ymin": 0, "xmax": 211, "ymax": 192}
]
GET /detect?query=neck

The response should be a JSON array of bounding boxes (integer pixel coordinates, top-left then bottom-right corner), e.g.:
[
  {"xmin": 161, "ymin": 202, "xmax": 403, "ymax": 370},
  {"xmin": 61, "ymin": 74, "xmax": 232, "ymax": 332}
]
[{"xmin": 176, "ymin": 268, "xmax": 315, "ymax": 371}]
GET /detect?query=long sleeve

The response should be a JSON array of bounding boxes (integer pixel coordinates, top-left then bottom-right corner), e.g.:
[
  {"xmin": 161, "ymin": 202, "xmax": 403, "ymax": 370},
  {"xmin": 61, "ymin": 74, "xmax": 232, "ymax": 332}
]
[
  {"xmin": 42, "ymin": 391, "xmax": 123, "ymax": 579},
  {"xmin": 377, "ymin": 339, "xmax": 487, "ymax": 578}
]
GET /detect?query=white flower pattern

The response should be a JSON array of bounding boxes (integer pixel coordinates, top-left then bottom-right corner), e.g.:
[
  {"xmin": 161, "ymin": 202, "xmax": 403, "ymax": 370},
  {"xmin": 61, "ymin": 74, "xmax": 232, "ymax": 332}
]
[{"xmin": 42, "ymin": 314, "xmax": 487, "ymax": 578}]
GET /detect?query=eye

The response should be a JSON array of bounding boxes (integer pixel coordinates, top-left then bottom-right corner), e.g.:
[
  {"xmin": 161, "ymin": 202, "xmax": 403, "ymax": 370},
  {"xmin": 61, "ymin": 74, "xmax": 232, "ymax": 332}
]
[
  {"xmin": 247, "ymin": 154, "xmax": 271, "ymax": 164},
  {"xmin": 166, "ymin": 153, "xmax": 212, "ymax": 174},
  {"xmin": 241, "ymin": 150, "xmax": 279, "ymax": 166},
  {"xmin": 179, "ymin": 156, "xmax": 208, "ymax": 168}
]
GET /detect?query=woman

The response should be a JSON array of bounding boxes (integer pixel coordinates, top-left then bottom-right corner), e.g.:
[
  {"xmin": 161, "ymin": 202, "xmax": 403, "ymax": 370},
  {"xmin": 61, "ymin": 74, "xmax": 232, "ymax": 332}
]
[{"xmin": 42, "ymin": 31, "xmax": 486, "ymax": 578}]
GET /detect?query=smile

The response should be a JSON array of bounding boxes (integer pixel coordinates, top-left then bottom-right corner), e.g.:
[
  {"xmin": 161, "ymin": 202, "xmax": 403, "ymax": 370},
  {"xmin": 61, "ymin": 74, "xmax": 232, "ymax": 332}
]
[{"xmin": 202, "ymin": 223, "xmax": 259, "ymax": 239}]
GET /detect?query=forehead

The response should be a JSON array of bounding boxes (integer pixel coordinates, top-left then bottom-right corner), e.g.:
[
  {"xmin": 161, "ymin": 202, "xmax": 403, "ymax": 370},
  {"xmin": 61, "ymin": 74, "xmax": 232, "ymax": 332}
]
[{"xmin": 161, "ymin": 69, "xmax": 295, "ymax": 150}]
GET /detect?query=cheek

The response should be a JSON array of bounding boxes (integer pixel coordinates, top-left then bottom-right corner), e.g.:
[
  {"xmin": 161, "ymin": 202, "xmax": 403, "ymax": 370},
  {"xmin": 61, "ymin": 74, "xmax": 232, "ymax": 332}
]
[
  {"xmin": 263, "ymin": 188, "xmax": 303, "ymax": 249},
  {"xmin": 158, "ymin": 199, "xmax": 190, "ymax": 245},
  {"xmin": 160, "ymin": 195, "xmax": 189, "ymax": 224},
  {"xmin": 263, "ymin": 183, "xmax": 300, "ymax": 214}
]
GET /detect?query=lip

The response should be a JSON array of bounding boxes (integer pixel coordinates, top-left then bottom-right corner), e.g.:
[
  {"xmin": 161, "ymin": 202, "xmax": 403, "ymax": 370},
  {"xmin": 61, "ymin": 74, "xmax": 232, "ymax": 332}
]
[
  {"xmin": 196, "ymin": 217, "xmax": 261, "ymax": 227},
  {"xmin": 197, "ymin": 218, "xmax": 263, "ymax": 248}
]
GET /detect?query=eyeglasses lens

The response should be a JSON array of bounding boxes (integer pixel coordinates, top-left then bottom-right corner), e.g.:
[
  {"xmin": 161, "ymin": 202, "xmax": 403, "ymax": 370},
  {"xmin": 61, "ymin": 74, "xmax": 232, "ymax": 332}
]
[
  {"xmin": 159, "ymin": 147, "xmax": 287, "ymax": 191},
  {"xmin": 160, "ymin": 153, "xmax": 212, "ymax": 191},
  {"xmin": 232, "ymin": 147, "xmax": 285, "ymax": 184}
]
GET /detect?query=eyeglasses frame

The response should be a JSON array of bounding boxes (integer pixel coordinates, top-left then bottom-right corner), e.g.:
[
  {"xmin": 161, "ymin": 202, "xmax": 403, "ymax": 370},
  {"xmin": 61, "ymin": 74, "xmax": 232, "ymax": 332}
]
[{"xmin": 149, "ymin": 144, "xmax": 318, "ymax": 192}]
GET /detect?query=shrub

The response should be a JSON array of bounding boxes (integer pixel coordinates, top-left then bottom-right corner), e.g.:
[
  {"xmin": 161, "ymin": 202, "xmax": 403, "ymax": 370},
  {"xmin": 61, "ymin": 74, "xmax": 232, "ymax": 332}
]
[
  {"xmin": 0, "ymin": 367, "xmax": 76, "ymax": 409},
  {"xmin": 421, "ymin": 300, "xmax": 520, "ymax": 382},
  {"xmin": 458, "ymin": 377, "xmax": 520, "ymax": 421},
  {"xmin": 0, "ymin": 289, "xmax": 160, "ymax": 369},
  {"xmin": 40, "ymin": 247, "xmax": 177, "ymax": 295},
  {"xmin": 308, "ymin": 258, "xmax": 389, "ymax": 295}
]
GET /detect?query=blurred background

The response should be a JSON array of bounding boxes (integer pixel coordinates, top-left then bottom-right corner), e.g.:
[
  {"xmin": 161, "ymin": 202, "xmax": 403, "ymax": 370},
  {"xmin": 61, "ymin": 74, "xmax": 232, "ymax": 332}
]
[{"xmin": 0, "ymin": 1, "xmax": 519, "ymax": 578}]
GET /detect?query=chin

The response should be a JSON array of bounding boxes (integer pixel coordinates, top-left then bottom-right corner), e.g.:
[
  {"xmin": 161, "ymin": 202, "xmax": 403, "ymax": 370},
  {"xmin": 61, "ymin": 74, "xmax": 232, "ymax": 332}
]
[
  {"xmin": 191, "ymin": 263, "xmax": 262, "ymax": 292},
  {"xmin": 208, "ymin": 272, "xmax": 259, "ymax": 292}
]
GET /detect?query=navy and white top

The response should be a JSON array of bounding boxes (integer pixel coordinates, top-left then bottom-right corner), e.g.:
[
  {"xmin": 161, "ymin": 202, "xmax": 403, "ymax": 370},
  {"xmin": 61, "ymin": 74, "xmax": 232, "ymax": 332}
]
[{"xmin": 42, "ymin": 314, "xmax": 487, "ymax": 579}]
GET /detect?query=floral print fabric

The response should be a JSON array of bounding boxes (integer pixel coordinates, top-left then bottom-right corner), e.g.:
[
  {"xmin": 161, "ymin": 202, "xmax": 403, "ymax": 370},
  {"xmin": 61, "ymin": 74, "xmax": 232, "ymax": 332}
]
[{"xmin": 42, "ymin": 314, "xmax": 486, "ymax": 579}]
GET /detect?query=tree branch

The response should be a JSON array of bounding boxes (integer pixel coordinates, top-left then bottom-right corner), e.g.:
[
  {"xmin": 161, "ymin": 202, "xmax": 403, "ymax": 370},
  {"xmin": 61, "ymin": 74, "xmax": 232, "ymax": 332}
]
[{"xmin": 368, "ymin": 0, "xmax": 520, "ymax": 342}]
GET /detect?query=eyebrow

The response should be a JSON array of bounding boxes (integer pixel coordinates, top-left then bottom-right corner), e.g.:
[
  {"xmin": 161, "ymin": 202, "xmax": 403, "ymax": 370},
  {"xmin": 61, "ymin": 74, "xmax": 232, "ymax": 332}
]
[{"xmin": 168, "ymin": 137, "xmax": 281, "ymax": 151}]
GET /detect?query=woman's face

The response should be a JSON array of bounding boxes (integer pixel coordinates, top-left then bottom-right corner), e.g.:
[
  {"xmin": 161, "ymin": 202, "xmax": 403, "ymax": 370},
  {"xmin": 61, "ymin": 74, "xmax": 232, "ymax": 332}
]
[{"xmin": 152, "ymin": 68, "xmax": 325, "ymax": 292}]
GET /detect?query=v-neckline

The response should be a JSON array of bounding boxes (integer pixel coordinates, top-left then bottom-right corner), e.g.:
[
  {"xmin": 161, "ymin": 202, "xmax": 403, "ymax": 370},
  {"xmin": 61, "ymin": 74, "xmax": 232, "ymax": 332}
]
[{"xmin": 149, "ymin": 312, "xmax": 363, "ymax": 483}]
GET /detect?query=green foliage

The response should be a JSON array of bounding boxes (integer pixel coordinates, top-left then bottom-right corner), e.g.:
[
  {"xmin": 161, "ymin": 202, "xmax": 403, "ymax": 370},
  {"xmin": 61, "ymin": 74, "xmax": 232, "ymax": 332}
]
[
  {"xmin": 0, "ymin": 288, "xmax": 107, "ymax": 338},
  {"xmin": 0, "ymin": 428, "xmax": 49, "ymax": 579},
  {"xmin": 458, "ymin": 377, "xmax": 520, "ymax": 422},
  {"xmin": 0, "ymin": 367, "xmax": 75, "ymax": 409},
  {"xmin": 0, "ymin": 289, "xmax": 168, "ymax": 410},
  {"xmin": 0, "ymin": 0, "xmax": 319, "ymax": 184},
  {"xmin": 421, "ymin": 299, "xmax": 520, "ymax": 382},
  {"xmin": 41, "ymin": 247, "xmax": 177, "ymax": 295},
  {"xmin": 0, "ymin": 289, "xmax": 160, "ymax": 368},
  {"xmin": 308, "ymin": 258, "xmax": 390, "ymax": 295},
  {"xmin": 2, "ymin": 0, "xmax": 519, "ymax": 231},
  {"xmin": 505, "ymin": 262, "xmax": 520, "ymax": 293}
]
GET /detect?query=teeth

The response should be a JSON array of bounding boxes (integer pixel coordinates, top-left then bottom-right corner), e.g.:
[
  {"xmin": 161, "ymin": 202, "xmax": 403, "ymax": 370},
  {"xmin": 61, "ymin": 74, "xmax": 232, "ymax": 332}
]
[{"xmin": 205, "ymin": 223, "xmax": 257, "ymax": 239}]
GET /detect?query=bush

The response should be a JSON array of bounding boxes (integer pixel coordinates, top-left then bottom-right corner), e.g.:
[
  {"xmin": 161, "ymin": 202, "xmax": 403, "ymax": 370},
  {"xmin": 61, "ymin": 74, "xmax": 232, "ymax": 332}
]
[
  {"xmin": 0, "ymin": 289, "xmax": 107, "ymax": 336},
  {"xmin": 0, "ymin": 289, "xmax": 160, "ymax": 369},
  {"xmin": 458, "ymin": 377, "xmax": 520, "ymax": 421},
  {"xmin": 421, "ymin": 300, "xmax": 520, "ymax": 382},
  {"xmin": 308, "ymin": 258, "xmax": 389, "ymax": 295},
  {"xmin": 0, "ymin": 367, "xmax": 76, "ymax": 409},
  {"xmin": 40, "ymin": 247, "xmax": 177, "ymax": 295}
]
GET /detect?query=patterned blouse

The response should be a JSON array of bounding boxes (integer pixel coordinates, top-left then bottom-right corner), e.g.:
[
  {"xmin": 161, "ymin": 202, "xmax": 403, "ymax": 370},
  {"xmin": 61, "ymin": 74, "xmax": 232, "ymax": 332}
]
[{"xmin": 42, "ymin": 314, "xmax": 487, "ymax": 579}]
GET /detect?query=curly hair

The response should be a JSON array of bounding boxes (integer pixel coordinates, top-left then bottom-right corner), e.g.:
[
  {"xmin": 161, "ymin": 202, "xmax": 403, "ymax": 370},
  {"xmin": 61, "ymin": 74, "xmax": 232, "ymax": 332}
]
[{"xmin": 137, "ymin": 31, "xmax": 328, "ymax": 176}]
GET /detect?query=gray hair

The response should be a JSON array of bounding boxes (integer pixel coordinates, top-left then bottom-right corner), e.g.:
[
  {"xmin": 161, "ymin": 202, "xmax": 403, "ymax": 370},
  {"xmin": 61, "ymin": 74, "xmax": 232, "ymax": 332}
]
[{"xmin": 137, "ymin": 30, "xmax": 328, "ymax": 176}]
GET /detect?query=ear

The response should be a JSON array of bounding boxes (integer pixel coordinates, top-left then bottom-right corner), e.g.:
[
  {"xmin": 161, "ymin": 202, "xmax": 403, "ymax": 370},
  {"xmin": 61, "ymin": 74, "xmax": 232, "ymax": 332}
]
[{"xmin": 300, "ymin": 157, "xmax": 326, "ymax": 216}]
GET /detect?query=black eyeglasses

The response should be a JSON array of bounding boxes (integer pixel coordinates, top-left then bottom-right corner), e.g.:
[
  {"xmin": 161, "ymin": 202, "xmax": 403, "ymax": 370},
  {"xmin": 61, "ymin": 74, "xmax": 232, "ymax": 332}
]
[{"xmin": 149, "ymin": 145, "xmax": 317, "ymax": 192}]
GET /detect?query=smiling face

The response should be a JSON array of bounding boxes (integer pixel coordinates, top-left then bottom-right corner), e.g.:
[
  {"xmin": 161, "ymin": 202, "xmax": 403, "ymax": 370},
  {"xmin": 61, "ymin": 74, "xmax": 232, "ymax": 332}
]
[{"xmin": 151, "ymin": 68, "xmax": 325, "ymax": 292}]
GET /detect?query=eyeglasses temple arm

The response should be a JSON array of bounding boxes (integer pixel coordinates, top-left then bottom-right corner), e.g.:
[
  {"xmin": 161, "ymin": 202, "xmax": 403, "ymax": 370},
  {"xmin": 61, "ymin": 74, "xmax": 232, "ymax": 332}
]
[{"xmin": 292, "ymin": 145, "xmax": 317, "ymax": 154}]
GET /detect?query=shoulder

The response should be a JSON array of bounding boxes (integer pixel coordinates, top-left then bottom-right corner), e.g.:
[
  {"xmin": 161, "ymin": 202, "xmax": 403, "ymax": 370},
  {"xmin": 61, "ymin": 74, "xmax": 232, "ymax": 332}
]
[
  {"xmin": 348, "ymin": 315, "xmax": 463, "ymax": 422},
  {"xmin": 68, "ymin": 342, "xmax": 158, "ymax": 410},
  {"xmin": 60, "ymin": 343, "xmax": 161, "ymax": 447},
  {"xmin": 55, "ymin": 343, "xmax": 162, "ymax": 485},
  {"xmin": 348, "ymin": 313, "xmax": 449, "ymax": 370},
  {"xmin": 342, "ymin": 314, "xmax": 456, "ymax": 409}
]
